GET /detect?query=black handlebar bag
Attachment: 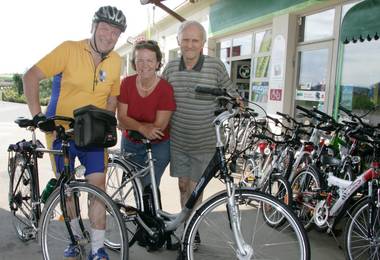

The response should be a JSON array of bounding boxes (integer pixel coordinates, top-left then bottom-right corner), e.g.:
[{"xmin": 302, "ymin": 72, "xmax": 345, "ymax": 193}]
[{"xmin": 73, "ymin": 105, "xmax": 117, "ymax": 148}]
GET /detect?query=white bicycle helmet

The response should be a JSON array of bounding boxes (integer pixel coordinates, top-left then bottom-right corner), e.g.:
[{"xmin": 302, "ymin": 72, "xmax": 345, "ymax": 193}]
[{"xmin": 93, "ymin": 6, "xmax": 127, "ymax": 32}]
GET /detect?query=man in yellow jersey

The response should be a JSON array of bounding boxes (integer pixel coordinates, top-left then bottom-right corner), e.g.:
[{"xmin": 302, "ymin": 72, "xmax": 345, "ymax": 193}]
[{"xmin": 23, "ymin": 6, "xmax": 126, "ymax": 260}]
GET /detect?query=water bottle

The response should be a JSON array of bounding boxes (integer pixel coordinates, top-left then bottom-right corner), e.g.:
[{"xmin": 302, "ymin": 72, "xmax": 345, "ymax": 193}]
[{"xmin": 41, "ymin": 178, "xmax": 57, "ymax": 203}]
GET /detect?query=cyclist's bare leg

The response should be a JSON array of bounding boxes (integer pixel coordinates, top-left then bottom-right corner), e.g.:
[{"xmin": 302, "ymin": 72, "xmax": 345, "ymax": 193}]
[
  {"xmin": 178, "ymin": 176, "xmax": 203, "ymax": 209},
  {"xmin": 86, "ymin": 172, "xmax": 107, "ymax": 256},
  {"xmin": 86, "ymin": 172, "xmax": 106, "ymax": 229}
]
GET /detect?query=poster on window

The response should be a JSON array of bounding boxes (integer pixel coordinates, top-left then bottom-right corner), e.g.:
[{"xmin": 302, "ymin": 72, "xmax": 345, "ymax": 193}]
[
  {"xmin": 270, "ymin": 35, "xmax": 285, "ymax": 81},
  {"xmin": 251, "ymin": 83, "xmax": 268, "ymax": 103},
  {"xmin": 296, "ymin": 90, "xmax": 326, "ymax": 101},
  {"xmin": 237, "ymin": 64, "xmax": 251, "ymax": 79}
]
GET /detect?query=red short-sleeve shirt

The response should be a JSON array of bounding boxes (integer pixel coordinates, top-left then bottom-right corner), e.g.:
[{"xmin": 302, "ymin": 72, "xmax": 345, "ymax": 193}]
[{"xmin": 118, "ymin": 74, "xmax": 176, "ymax": 141}]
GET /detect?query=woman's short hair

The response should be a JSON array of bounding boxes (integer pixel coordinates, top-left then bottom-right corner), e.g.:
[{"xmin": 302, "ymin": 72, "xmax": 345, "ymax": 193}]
[
  {"xmin": 131, "ymin": 40, "xmax": 163, "ymax": 71},
  {"xmin": 177, "ymin": 20, "xmax": 207, "ymax": 43}
]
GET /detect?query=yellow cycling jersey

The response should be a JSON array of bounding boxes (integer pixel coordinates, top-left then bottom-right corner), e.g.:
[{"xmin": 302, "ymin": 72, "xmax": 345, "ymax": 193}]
[{"xmin": 36, "ymin": 39, "xmax": 121, "ymax": 119}]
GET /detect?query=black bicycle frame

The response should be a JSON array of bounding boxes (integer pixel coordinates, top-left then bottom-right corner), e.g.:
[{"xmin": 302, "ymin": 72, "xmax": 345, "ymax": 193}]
[
  {"xmin": 185, "ymin": 146, "xmax": 229, "ymax": 210},
  {"xmin": 30, "ymin": 150, "xmax": 42, "ymax": 223}
]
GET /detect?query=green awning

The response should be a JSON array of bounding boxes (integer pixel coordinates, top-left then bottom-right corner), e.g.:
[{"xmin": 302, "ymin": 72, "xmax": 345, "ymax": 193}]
[{"xmin": 341, "ymin": 0, "xmax": 380, "ymax": 44}]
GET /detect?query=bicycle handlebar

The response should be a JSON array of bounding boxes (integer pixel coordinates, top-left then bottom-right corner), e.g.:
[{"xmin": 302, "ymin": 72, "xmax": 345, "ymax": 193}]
[
  {"xmin": 38, "ymin": 116, "xmax": 74, "ymax": 132},
  {"xmin": 312, "ymin": 107, "xmax": 335, "ymax": 122},
  {"xmin": 338, "ymin": 105, "xmax": 370, "ymax": 128},
  {"xmin": 195, "ymin": 86, "xmax": 228, "ymax": 97}
]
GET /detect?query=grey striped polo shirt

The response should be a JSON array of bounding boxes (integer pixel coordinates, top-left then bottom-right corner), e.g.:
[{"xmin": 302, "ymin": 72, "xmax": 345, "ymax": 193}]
[{"xmin": 162, "ymin": 55, "xmax": 238, "ymax": 154}]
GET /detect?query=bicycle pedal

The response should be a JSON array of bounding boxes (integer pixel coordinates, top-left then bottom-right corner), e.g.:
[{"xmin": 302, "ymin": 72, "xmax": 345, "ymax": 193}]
[
  {"xmin": 23, "ymin": 227, "xmax": 37, "ymax": 240},
  {"xmin": 76, "ymin": 237, "xmax": 90, "ymax": 246},
  {"xmin": 24, "ymin": 232, "xmax": 36, "ymax": 241}
]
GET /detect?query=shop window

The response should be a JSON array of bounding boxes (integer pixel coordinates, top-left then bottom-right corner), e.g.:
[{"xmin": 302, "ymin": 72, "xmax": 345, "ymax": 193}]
[
  {"xmin": 339, "ymin": 40, "xmax": 380, "ymax": 117},
  {"xmin": 232, "ymin": 35, "xmax": 252, "ymax": 57},
  {"xmin": 338, "ymin": 2, "xmax": 380, "ymax": 121},
  {"xmin": 217, "ymin": 40, "xmax": 232, "ymax": 74},
  {"xmin": 298, "ymin": 9, "xmax": 335, "ymax": 42},
  {"xmin": 216, "ymin": 30, "xmax": 272, "ymax": 109},
  {"xmin": 295, "ymin": 48, "xmax": 328, "ymax": 110},
  {"xmin": 294, "ymin": 8, "xmax": 336, "ymax": 113}
]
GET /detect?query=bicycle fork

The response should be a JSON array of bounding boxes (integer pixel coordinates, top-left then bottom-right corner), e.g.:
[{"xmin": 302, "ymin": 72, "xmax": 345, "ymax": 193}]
[{"xmin": 226, "ymin": 181, "xmax": 253, "ymax": 259}]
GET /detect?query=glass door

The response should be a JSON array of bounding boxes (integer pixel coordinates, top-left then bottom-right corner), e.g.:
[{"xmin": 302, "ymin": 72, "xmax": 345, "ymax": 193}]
[{"xmin": 294, "ymin": 42, "xmax": 333, "ymax": 111}]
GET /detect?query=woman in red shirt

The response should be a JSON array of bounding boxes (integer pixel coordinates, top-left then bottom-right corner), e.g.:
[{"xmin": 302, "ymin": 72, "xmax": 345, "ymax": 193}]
[{"xmin": 117, "ymin": 40, "xmax": 176, "ymax": 188}]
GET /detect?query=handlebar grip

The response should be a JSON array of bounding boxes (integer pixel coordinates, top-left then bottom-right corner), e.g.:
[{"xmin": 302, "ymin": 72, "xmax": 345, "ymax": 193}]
[
  {"xmin": 38, "ymin": 119, "xmax": 56, "ymax": 132},
  {"xmin": 296, "ymin": 105, "xmax": 311, "ymax": 114},
  {"xmin": 342, "ymin": 120, "xmax": 358, "ymax": 126},
  {"xmin": 312, "ymin": 108, "xmax": 334, "ymax": 121},
  {"xmin": 195, "ymin": 86, "xmax": 226, "ymax": 96},
  {"xmin": 339, "ymin": 105, "xmax": 352, "ymax": 115},
  {"xmin": 266, "ymin": 115, "xmax": 280, "ymax": 125},
  {"xmin": 276, "ymin": 111, "xmax": 287, "ymax": 117},
  {"xmin": 240, "ymin": 111, "xmax": 258, "ymax": 118},
  {"xmin": 276, "ymin": 111, "xmax": 291, "ymax": 122}
]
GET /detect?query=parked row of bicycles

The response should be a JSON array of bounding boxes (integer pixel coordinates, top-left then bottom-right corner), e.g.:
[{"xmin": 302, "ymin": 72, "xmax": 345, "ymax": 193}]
[
  {"xmin": 223, "ymin": 94, "xmax": 380, "ymax": 260},
  {"xmin": 7, "ymin": 86, "xmax": 379, "ymax": 259}
]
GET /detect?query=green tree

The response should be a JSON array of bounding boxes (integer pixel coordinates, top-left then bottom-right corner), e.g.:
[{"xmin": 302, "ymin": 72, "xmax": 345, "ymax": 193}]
[
  {"xmin": 352, "ymin": 94, "xmax": 374, "ymax": 110},
  {"xmin": 39, "ymin": 78, "xmax": 52, "ymax": 105},
  {"xmin": 12, "ymin": 73, "xmax": 23, "ymax": 96}
]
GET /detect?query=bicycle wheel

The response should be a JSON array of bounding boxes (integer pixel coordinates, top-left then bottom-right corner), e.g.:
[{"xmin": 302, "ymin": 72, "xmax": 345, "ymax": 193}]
[
  {"xmin": 8, "ymin": 153, "xmax": 37, "ymax": 241},
  {"xmin": 261, "ymin": 174, "xmax": 293, "ymax": 227},
  {"xmin": 183, "ymin": 188, "xmax": 310, "ymax": 260},
  {"xmin": 106, "ymin": 157, "xmax": 142, "ymax": 248},
  {"xmin": 39, "ymin": 182, "xmax": 128, "ymax": 260},
  {"xmin": 291, "ymin": 167, "xmax": 322, "ymax": 231},
  {"xmin": 344, "ymin": 199, "xmax": 380, "ymax": 260}
]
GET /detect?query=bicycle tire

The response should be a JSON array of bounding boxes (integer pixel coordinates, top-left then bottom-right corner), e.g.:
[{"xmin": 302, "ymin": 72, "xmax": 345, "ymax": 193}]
[
  {"xmin": 183, "ymin": 188, "xmax": 310, "ymax": 260},
  {"xmin": 290, "ymin": 167, "xmax": 322, "ymax": 231},
  {"xmin": 39, "ymin": 181, "xmax": 128, "ymax": 260},
  {"xmin": 344, "ymin": 199, "xmax": 380, "ymax": 260},
  {"xmin": 261, "ymin": 174, "xmax": 293, "ymax": 227},
  {"xmin": 9, "ymin": 153, "xmax": 38, "ymax": 241},
  {"xmin": 106, "ymin": 157, "xmax": 143, "ymax": 248}
]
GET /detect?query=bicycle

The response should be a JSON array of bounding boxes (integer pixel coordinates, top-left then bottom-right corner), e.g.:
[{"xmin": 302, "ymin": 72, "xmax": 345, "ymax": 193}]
[
  {"xmin": 8, "ymin": 116, "xmax": 128, "ymax": 259},
  {"xmin": 106, "ymin": 86, "xmax": 310, "ymax": 260},
  {"xmin": 289, "ymin": 108, "xmax": 380, "ymax": 259}
]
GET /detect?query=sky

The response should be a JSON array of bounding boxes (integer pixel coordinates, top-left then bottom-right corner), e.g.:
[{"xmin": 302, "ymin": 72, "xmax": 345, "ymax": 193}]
[{"xmin": 0, "ymin": 0, "xmax": 153, "ymax": 74}]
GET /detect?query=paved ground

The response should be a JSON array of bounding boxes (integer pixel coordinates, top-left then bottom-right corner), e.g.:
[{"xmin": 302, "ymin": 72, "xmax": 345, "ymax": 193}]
[{"xmin": 0, "ymin": 101, "xmax": 346, "ymax": 259}]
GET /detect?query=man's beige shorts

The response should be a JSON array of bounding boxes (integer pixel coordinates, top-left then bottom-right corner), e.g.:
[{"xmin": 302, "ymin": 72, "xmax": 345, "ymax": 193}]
[{"xmin": 170, "ymin": 149, "xmax": 215, "ymax": 182}]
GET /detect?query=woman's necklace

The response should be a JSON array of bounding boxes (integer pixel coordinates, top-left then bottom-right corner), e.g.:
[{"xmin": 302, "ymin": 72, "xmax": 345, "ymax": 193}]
[{"xmin": 137, "ymin": 75, "xmax": 158, "ymax": 94}]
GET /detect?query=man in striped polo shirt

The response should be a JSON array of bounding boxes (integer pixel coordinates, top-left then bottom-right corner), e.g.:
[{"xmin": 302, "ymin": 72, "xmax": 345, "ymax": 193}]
[{"xmin": 162, "ymin": 20, "xmax": 240, "ymax": 245}]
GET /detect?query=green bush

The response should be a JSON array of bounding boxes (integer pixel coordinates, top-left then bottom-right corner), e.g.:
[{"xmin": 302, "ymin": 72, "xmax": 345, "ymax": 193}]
[
  {"xmin": 12, "ymin": 74, "xmax": 23, "ymax": 96},
  {"xmin": 2, "ymin": 88, "xmax": 27, "ymax": 103},
  {"xmin": 2, "ymin": 74, "xmax": 52, "ymax": 106}
]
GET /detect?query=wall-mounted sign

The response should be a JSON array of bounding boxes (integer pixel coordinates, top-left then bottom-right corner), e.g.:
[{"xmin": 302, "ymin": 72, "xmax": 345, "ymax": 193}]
[
  {"xmin": 269, "ymin": 88, "xmax": 282, "ymax": 101},
  {"xmin": 238, "ymin": 64, "xmax": 251, "ymax": 79},
  {"xmin": 296, "ymin": 90, "xmax": 325, "ymax": 101},
  {"xmin": 270, "ymin": 35, "xmax": 286, "ymax": 81}
]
